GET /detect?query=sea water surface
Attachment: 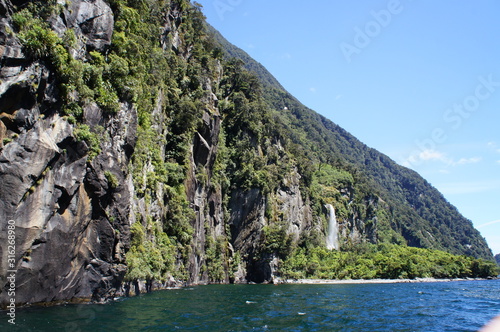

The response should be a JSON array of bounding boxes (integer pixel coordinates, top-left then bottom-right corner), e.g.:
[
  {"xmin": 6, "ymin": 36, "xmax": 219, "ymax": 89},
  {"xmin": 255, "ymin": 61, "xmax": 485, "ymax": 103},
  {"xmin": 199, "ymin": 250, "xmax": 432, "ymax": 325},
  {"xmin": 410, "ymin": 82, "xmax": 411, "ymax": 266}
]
[{"xmin": 4, "ymin": 279, "xmax": 500, "ymax": 332}]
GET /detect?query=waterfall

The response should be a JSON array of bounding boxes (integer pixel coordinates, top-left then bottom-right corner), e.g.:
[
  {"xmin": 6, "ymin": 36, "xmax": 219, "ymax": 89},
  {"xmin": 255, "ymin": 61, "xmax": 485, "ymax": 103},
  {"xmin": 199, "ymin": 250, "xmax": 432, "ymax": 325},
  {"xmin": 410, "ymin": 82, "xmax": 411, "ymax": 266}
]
[{"xmin": 325, "ymin": 204, "xmax": 339, "ymax": 250}]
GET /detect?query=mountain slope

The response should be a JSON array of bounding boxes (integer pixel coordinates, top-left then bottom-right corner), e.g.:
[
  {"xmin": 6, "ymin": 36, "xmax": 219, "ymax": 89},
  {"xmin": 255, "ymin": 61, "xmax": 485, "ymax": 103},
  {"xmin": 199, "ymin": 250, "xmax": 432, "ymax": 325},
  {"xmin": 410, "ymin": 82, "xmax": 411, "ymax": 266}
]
[
  {"xmin": 0, "ymin": 0, "xmax": 495, "ymax": 307},
  {"xmin": 210, "ymin": 25, "xmax": 493, "ymax": 261}
]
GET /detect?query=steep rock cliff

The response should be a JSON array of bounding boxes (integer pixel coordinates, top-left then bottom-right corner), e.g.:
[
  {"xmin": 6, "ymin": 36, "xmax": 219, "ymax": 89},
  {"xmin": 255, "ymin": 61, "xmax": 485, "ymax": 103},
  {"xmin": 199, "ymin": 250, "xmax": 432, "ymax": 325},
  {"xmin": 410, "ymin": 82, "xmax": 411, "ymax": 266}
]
[{"xmin": 0, "ymin": 0, "xmax": 132, "ymax": 305}]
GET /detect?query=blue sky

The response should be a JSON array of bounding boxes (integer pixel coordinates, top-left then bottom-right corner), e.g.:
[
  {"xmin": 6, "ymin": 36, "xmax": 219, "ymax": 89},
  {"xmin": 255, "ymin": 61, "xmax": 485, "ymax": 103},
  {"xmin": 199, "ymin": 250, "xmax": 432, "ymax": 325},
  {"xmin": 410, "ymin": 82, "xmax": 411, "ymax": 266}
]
[{"xmin": 196, "ymin": 0, "xmax": 500, "ymax": 255}]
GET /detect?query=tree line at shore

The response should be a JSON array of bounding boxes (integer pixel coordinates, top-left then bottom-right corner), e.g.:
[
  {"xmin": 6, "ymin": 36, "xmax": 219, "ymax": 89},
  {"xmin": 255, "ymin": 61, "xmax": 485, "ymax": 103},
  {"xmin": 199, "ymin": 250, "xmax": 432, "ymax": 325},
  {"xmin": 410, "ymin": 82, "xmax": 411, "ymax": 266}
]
[{"xmin": 280, "ymin": 243, "xmax": 499, "ymax": 280}]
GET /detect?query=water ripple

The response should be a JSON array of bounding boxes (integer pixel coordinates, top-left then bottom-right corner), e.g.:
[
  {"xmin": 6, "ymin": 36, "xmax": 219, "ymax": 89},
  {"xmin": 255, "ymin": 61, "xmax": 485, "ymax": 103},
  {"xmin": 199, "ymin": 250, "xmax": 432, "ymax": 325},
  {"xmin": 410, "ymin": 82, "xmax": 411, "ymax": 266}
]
[{"xmin": 3, "ymin": 280, "xmax": 500, "ymax": 331}]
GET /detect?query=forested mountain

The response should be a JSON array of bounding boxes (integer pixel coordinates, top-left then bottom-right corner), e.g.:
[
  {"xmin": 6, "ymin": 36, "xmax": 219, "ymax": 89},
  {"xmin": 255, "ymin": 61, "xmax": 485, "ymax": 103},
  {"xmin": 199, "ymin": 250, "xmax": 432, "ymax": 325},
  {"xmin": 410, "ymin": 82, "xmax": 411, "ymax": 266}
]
[
  {"xmin": 0, "ymin": 0, "xmax": 496, "ymax": 307},
  {"xmin": 210, "ymin": 26, "xmax": 493, "ymax": 260}
]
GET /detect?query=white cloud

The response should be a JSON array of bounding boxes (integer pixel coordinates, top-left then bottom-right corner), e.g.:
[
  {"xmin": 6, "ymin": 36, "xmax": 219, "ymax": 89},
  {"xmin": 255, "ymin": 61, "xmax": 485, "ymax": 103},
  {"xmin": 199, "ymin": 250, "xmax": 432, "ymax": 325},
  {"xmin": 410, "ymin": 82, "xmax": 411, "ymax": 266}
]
[
  {"xmin": 335, "ymin": 94, "xmax": 342, "ymax": 100},
  {"xmin": 282, "ymin": 53, "xmax": 292, "ymax": 59},
  {"xmin": 409, "ymin": 149, "xmax": 482, "ymax": 167},
  {"xmin": 400, "ymin": 149, "xmax": 449, "ymax": 168},
  {"xmin": 456, "ymin": 157, "xmax": 482, "ymax": 165},
  {"xmin": 309, "ymin": 87, "xmax": 317, "ymax": 93},
  {"xmin": 419, "ymin": 150, "xmax": 447, "ymax": 162},
  {"xmin": 477, "ymin": 220, "xmax": 500, "ymax": 229},
  {"xmin": 487, "ymin": 142, "xmax": 500, "ymax": 153}
]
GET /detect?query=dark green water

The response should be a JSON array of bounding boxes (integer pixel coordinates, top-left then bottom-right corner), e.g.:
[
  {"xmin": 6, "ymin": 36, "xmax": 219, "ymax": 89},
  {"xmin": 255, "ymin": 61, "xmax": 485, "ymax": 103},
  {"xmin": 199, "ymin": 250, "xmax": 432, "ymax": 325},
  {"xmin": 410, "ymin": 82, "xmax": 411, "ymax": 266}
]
[{"xmin": 3, "ymin": 280, "xmax": 500, "ymax": 331}]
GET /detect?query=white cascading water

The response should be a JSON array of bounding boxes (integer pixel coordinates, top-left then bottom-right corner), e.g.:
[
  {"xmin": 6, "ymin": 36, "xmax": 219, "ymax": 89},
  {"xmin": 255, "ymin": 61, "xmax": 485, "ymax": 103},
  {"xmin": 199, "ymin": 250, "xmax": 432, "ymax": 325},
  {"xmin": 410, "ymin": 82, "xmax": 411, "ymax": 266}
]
[{"xmin": 325, "ymin": 204, "xmax": 339, "ymax": 250}]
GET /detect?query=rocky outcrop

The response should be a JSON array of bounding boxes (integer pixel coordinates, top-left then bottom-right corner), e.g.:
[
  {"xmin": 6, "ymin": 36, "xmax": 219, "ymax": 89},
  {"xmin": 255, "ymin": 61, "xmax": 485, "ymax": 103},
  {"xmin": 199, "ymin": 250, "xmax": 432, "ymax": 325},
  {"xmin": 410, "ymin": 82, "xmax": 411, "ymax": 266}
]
[
  {"xmin": 50, "ymin": 0, "xmax": 114, "ymax": 57},
  {"xmin": 340, "ymin": 193, "xmax": 380, "ymax": 245},
  {"xmin": 275, "ymin": 169, "xmax": 312, "ymax": 240},
  {"xmin": 186, "ymin": 110, "xmax": 226, "ymax": 284},
  {"xmin": 0, "ymin": 0, "xmax": 132, "ymax": 306},
  {"xmin": 228, "ymin": 168, "xmax": 316, "ymax": 283},
  {"xmin": 0, "ymin": 86, "xmax": 135, "ymax": 306},
  {"xmin": 229, "ymin": 187, "xmax": 266, "ymax": 280}
]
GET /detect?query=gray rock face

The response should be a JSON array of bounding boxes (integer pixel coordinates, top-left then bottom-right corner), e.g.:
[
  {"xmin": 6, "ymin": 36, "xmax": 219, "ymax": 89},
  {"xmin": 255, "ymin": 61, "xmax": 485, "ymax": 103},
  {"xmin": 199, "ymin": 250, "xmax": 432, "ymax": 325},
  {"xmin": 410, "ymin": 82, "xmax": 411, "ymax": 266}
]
[
  {"xmin": 186, "ymin": 111, "xmax": 226, "ymax": 284},
  {"xmin": 228, "ymin": 169, "xmax": 314, "ymax": 283},
  {"xmin": 63, "ymin": 0, "xmax": 114, "ymax": 52},
  {"xmin": 229, "ymin": 187, "xmax": 267, "ymax": 281},
  {"xmin": 0, "ymin": 97, "xmax": 133, "ymax": 306},
  {"xmin": 0, "ymin": 0, "xmax": 131, "ymax": 306},
  {"xmin": 277, "ymin": 169, "xmax": 311, "ymax": 240}
]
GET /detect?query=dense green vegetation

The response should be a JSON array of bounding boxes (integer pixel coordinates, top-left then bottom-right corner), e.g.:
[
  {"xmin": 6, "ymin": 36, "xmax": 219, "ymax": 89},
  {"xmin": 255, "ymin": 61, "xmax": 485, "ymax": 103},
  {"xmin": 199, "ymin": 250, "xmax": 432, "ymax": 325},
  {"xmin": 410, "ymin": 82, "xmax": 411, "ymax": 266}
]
[
  {"xmin": 281, "ymin": 244, "xmax": 499, "ymax": 280},
  {"xmin": 11, "ymin": 0, "xmax": 497, "ymax": 285},
  {"xmin": 107, "ymin": 0, "xmax": 213, "ymax": 280}
]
